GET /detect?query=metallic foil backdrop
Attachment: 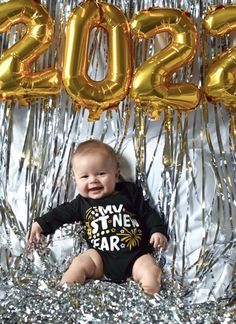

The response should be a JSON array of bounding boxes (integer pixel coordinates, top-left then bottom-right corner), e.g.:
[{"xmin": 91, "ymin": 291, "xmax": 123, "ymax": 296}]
[{"xmin": 0, "ymin": 0, "xmax": 235, "ymax": 322}]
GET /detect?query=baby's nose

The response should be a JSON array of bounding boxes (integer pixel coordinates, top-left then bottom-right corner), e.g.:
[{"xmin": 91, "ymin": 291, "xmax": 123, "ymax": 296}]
[{"xmin": 90, "ymin": 175, "xmax": 98, "ymax": 183}]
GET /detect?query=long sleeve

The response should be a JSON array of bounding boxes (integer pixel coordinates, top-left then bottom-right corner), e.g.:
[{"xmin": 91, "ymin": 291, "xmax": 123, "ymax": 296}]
[
  {"xmin": 131, "ymin": 184, "xmax": 167, "ymax": 238},
  {"xmin": 35, "ymin": 196, "xmax": 81, "ymax": 235}
]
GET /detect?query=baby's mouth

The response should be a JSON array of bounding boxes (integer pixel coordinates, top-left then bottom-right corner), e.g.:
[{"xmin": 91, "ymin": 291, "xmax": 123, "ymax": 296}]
[{"xmin": 89, "ymin": 186, "xmax": 103, "ymax": 192}]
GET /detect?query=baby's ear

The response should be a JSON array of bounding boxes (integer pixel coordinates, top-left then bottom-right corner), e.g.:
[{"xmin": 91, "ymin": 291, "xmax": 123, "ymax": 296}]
[{"xmin": 71, "ymin": 171, "xmax": 76, "ymax": 182}]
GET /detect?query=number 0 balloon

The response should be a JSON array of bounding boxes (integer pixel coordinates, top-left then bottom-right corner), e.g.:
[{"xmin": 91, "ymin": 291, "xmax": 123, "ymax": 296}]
[{"xmin": 62, "ymin": 0, "xmax": 132, "ymax": 120}]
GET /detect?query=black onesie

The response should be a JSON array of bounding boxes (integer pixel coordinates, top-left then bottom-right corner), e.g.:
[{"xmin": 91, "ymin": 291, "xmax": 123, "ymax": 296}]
[{"xmin": 35, "ymin": 182, "xmax": 167, "ymax": 282}]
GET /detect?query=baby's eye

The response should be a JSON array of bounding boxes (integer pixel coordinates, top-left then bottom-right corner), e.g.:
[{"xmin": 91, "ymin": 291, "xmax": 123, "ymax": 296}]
[
  {"xmin": 80, "ymin": 175, "xmax": 88, "ymax": 179},
  {"xmin": 98, "ymin": 172, "xmax": 106, "ymax": 176}
]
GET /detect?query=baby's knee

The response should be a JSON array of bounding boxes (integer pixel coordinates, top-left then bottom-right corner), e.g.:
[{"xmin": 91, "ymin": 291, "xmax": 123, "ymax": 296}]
[
  {"xmin": 74, "ymin": 254, "xmax": 96, "ymax": 274},
  {"xmin": 139, "ymin": 265, "xmax": 162, "ymax": 295},
  {"xmin": 141, "ymin": 277, "xmax": 161, "ymax": 295},
  {"xmin": 142, "ymin": 283, "xmax": 160, "ymax": 295}
]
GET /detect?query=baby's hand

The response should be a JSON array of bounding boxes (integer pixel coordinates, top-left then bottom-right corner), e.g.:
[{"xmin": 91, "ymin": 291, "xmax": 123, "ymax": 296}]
[
  {"xmin": 26, "ymin": 222, "xmax": 43, "ymax": 250},
  {"xmin": 149, "ymin": 232, "xmax": 168, "ymax": 251}
]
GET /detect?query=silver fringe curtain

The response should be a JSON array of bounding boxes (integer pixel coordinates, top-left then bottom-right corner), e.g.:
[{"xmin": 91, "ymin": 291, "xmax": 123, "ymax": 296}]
[{"xmin": 0, "ymin": 0, "xmax": 235, "ymax": 322}]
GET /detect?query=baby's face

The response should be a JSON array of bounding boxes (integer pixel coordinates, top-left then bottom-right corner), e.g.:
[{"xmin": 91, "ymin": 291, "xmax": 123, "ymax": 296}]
[{"xmin": 72, "ymin": 151, "xmax": 119, "ymax": 199}]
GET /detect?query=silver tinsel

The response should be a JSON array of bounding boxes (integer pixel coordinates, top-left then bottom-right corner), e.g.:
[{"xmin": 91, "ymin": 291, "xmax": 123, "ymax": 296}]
[{"xmin": 0, "ymin": 0, "xmax": 235, "ymax": 322}]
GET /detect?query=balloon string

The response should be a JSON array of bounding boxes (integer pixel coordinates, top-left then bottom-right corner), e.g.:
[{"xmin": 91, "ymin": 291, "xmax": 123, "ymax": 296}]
[
  {"xmin": 134, "ymin": 105, "xmax": 148, "ymax": 198},
  {"xmin": 112, "ymin": 96, "xmax": 131, "ymax": 154},
  {"xmin": 192, "ymin": 104, "xmax": 207, "ymax": 274},
  {"xmin": 146, "ymin": 117, "xmax": 165, "ymax": 178},
  {"xmin": 162, "ymin": 110, "xmax": 176, "ymax": 284}
]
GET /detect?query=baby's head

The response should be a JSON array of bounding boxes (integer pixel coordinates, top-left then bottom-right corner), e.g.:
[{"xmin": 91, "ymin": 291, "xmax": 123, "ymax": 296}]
[{"xmin": 71, "ymin": 140, "xmax": 119, "ymax": 199}]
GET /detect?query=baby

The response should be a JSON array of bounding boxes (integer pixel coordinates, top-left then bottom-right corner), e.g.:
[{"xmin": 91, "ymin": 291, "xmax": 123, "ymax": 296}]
[{"xmin": 28, "ymin": 139, "xmax": 168, "ymax": 294}]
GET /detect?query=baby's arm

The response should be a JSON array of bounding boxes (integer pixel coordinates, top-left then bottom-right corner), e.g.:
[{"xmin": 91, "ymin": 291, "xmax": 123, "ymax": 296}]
[
  {"xmin": 149, "ymin": 232, "xmax": 168, "ymax": 250},
  {"xmin": 27, "ymin": 222, "xmax": 43, "ymax": 249}
]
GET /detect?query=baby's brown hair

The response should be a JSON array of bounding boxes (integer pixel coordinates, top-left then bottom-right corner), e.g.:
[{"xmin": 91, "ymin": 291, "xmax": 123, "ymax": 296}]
[{"xmin": 71, "ymin": 139, "xmax": 119, "ymax": 169}]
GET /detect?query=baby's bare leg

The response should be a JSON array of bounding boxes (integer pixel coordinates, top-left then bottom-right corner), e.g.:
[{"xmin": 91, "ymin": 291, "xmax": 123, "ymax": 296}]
[
  {"xmin": 61, "ymin": 248, "xmax": 103, "ymax": 285},
  {"xmin": 132, "ymin": 254, "xmax": 162, "ymax": 295}
]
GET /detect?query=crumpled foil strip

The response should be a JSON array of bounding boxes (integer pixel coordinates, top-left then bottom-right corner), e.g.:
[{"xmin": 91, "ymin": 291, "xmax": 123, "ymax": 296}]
[{"xmin": 0, "ymin": 0, "xmax": 235, "ymax": 322}]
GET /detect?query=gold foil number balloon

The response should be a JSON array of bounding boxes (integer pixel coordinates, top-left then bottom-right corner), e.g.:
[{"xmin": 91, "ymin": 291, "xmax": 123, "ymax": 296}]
[
  {"xmin": 62, "ymin": 0, "xmax": 132, "ymax": 120},
  {"xmin": 204, "ymin": 5, "xmax": 236, "ymax": 112},
  {"xmin": 130, "ymin": 8, "xmax": 201, "ymax": 116},
  {"xmin": 0, "ymin": 0, "xmax": 61, "ymax": 101}
]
